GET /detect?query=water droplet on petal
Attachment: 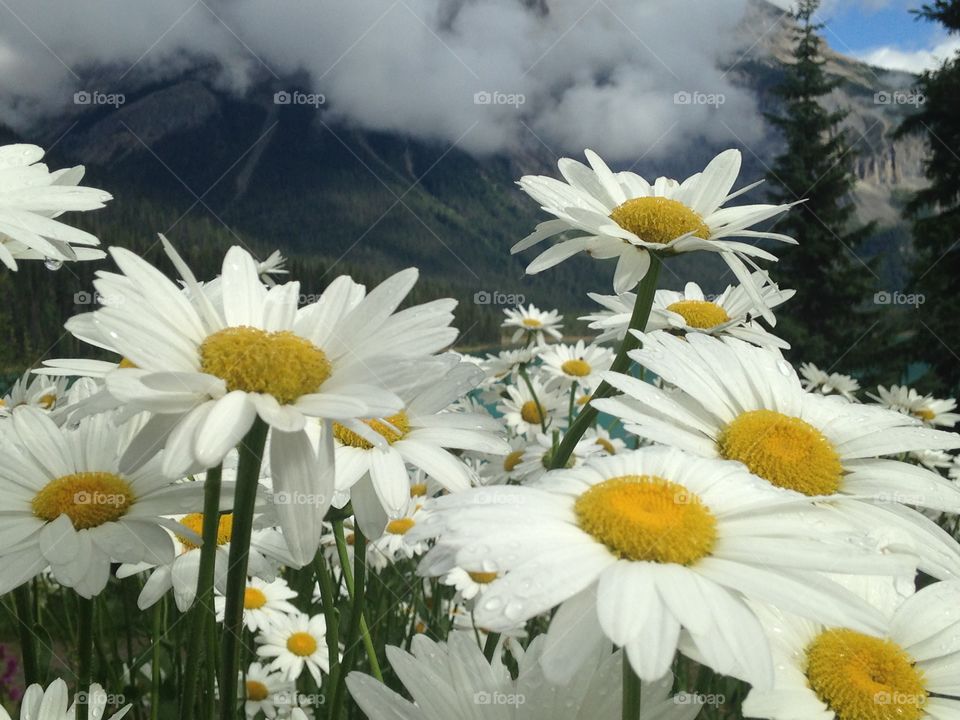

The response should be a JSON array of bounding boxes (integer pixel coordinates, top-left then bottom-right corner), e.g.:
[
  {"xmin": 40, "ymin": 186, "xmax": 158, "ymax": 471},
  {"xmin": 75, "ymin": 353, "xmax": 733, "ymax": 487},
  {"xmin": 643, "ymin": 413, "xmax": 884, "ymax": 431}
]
[{"xmin": 44, "ymin": 257, "xmax": 63, "ymax": 271}]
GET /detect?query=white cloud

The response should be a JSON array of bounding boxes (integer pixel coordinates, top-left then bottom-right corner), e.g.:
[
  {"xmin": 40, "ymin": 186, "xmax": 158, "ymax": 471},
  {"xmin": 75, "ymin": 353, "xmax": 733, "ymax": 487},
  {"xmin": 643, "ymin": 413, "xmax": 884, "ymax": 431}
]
[{"xmin": 856, "ymin": 37, "xmax": 960, "ymax": 73}]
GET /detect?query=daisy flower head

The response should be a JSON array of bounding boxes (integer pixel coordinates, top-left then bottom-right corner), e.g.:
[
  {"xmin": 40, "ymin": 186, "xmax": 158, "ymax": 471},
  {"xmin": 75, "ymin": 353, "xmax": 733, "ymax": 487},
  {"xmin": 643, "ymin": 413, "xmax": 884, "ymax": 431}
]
[
  {"xmin": 214, "ymin": 576, "xmax": 300, "ymax": 633},
  {"xmin": 0, "ymin": 406, "xmax": 205, "ymax": 598},
  {"xmin": 242, "ymin": 662, "xmax": 295, "ymax": 720},
  {"xmin": 593, "ymin": 331, "xmax": 960, "ymax": 579},
  {"xmin": 0, "ymin": 372, "xmax": 68, "ymax": 417},
  {"xmin": 480, "ymin": 346, "xmax": 538, "ymax": 383},
  {"xmin": 513, "ymin": 148, "xmax": 796, "ymax": 314},
  {"xmin": 441, "ymin": 564, "xmax": 501, "ymax": 602},
  {"xmin": 367, "ymin": 497, "xmax": 431, "ymax": 563},
  {"xmin": 868, "ymin": 385, "xmax": 960, "ymax": 428},
  {"xmin": 411, "ymin": 447, "xmax": 912, "ymax": 688},
  {"xmin": 512, "ymin": 432, "xmax": 601, "ymax": 483},
  {"xmin": 540, "ymin": 340, "xmax": 615, "ymax": 392},
  {"xmin": 0, "ymin": 680, "xmax": 130, "ymax": 720},
  {"xmin": 502, "ymin": 304, "xmax": 563, "ymax": 345},
  {"xmin": 0, "ymin": 144, "xmax": 112, "ymax": 271},
  {"xmin": 328, "ymin": 357, "xmax": 508, "ymax": 536},
  {"xmin": 84, "ymin": 238, "xmax": 456, "ymax": 565},
  {"xmin": 743, "ymin": 580, "xmax": 960, "ymax": 720},
  {"xmin": 800, "ymin": 363, "xmax": 861, "ymax": 401},
  {"xmin": 496, "ymin": 376, "xmax": 566, "ymax": 438},
  {"xmin": 256, "ymin": 612, "xmax": 330, "ymax": 684},
  {"xmin": 347, "ymin": 633, "xmax": 699, "ymax": 720}
]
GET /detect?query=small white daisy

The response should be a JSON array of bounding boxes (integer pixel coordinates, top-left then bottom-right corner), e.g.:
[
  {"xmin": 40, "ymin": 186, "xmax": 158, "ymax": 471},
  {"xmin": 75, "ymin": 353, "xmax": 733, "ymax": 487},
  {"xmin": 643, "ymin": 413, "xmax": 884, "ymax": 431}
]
[
  {"xmin": 496, "ymin": 376, "xmax": 565, "ymax": 438},
  {"xmin": 869, "ymin": 385, "xmax": 960, "ymax": 428},
  {"xmin": 800, "ymin": 363, "xmax": 861, "ymax": 401},
  {"xmin": 412, "ymin": 447, "xmax": 912, "ymax": 687},
  {"xmin": 540, "ymin": 340, "xmax": 615, "ymax": 392},
  {"xmin": 513, "ymin": 149, "xmax": 796, "ymax": 314},
  {"xmin": 0, "ymin": 680, "xmax": 130, "ymax": 720},
  {"xmin": 0, "ymin": 372, "xmax": 68, "ymax": 417},
  {"xmin": 256, "ymin": 613, "xmax": 330, "ymax": 684},
  {"xmin": 0, "ymin": 144, "xmax": 111, "ymax": 270},
  {"xmin": 215, "ymin": 577, "xmax": 300, "ymax": 633},
  {"xmin": 241, "ymin": 662, "xmax": 295, "ymax": 720},
  {"xmin": 502, "ymin": 304, "xmax": 563, "ymax": 345}
]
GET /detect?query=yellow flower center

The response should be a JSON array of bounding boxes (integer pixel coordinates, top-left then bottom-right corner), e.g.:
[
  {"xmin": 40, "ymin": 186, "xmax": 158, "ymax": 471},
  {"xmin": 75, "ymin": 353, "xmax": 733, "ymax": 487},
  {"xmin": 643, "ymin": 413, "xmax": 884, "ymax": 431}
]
[
  {"xmin": 244, "ymin": 587, "xmax": 268, "ymax": 610},
  {"xmin": 467, "ymin": 571, "xmax": 498, "ymax": 584},
  {"xmin": 521, "ymin": 318, "xmax": 543, "ymax": 328},
  {"xmin": 520, "ymin": 401, "xmax": 542, "ymax": 424},
  {"xmin": 718, "ymin": 409, "xmax": 843, "ymax": 495},
  {"xmin": 332, "ymin": 412, "xmax": 410, "ymax": 449},
  {"xmin": 595, "ymin": 437, "xmax": 617, "ymax": 454},
  {"xmin": 32, "ymin": 472, "xmax": 134, "ymax": 530},
  {"xmin": 245, "ymin": 679, "xmax": 270, "ymax": 702},
  {"xmin": 914, "ymin": 408, "xmax": 935, "ymax": 422},
  {"xmin": 199, "ymin": 326, "xmax": 331, "ymax": 405},
  {"xmin": 805, "ymin": 629, "xmax": 927, "ymax": 720},
  {"xmin": 38, "ymin": 393, "xmax": 58, "ymax": 409},
  {"xmin": 608, "ymin": 197, "xmax": 711, "ymax": 245},
  {"xmin": 503, "ymin": 449, "xmax": 524, "ymax": 472},
  {"xmin": 574, "ymin": 475, "xmax": 716, "ymax": 565},
  {"xmin": 577, "ymin": 394, "xmax": 592, "ymax": 406},
  {"xmin": 386, "ymin": 517, "xmax": 416, "ymax": 535},
  {"xmin": 176, "ymin": 513, "xmax": 234, "ymax": 550},
  {"xmin": 117, "ymin": 357, "xmax": 138, "ymax": 369},
  {"xmin": 561, "ymin": 359, "xmax": 592, "ymax": 377},
  {"xmin": 410, "ymin": 483, "xmax": 428, "ymax": 497},
  {"xmin": 666, "ymin": 300, "xmax": 730, "ymax": 329},
  {"xmin": 286, "ymin": 632, "xmax": 318, "ymax": 657}
]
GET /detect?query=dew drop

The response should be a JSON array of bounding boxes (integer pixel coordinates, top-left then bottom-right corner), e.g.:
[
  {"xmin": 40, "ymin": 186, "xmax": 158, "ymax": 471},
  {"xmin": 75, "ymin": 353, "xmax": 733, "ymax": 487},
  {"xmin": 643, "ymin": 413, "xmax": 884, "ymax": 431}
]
[{"xmin": 44, "ymin": 257, "xmax": 63, "ymax": 271}]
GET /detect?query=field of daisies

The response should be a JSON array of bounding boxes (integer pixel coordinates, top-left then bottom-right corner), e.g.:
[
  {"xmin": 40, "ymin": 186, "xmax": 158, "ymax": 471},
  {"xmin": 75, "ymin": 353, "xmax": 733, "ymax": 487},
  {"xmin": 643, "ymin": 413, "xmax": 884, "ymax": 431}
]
[{"xmin": 1, "ymin": 141, "xmax": 959, "ymax": 720}]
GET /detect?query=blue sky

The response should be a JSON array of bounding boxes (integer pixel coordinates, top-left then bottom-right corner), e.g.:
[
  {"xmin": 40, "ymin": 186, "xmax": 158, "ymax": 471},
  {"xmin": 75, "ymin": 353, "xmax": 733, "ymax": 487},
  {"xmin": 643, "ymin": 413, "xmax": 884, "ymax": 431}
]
[{"xmin": 783, "ymin": 0, "xmax": 960, "ymax": 72}]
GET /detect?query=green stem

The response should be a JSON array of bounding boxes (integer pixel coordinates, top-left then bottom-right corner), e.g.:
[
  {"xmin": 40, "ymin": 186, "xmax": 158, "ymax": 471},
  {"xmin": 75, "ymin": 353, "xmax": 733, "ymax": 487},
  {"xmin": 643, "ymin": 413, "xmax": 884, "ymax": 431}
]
[
  {"xmin": 220, "ymin": 419, "xmax": 269, "ymax": 720},
  {"xmin": 518, "ymin": 364, "xmax": 548, "ymax": 434},
  {"xmin": 13, "ymin": 584, "xmax": 39, "ymax": 686},
  {"xmin": 151, "ymin": 600, "xmax": 163, "ymax": 720},
  {"xmin": 482, "ymin": 632, "xmax": 500, "ymax": 662},
  {"xmin": 181, "ymin": 463, "xmax": 223, "ymax": 720},
  {"xmin": 77, "ymin": 595, "xmax": 94, "ymax": 720},
  {"xmin": 622, "ymin": 655, "xmax": 642, "ymax": 720},
  {"xmin": 313, "ymin": 554, "xmax": 341, "ymax": 680},
  {"xmin": 550, "ymin": 254, "xmax": 662, "ymax": 469}
]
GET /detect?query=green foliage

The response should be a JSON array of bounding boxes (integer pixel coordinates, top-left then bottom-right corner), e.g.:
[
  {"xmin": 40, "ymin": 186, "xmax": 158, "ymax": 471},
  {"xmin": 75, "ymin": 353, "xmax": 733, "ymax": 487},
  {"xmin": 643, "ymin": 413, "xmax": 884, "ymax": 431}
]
[{"xmin": 764, "ymin": 0, "xmax": 885, "ymax": 380}]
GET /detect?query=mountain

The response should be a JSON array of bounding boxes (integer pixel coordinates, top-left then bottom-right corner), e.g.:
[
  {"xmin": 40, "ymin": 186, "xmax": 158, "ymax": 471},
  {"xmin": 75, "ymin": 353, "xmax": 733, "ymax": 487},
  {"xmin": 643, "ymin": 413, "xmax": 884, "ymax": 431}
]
[{"xmin": 0, "ymin": 0, "xmax": 929, "ymax": 368}]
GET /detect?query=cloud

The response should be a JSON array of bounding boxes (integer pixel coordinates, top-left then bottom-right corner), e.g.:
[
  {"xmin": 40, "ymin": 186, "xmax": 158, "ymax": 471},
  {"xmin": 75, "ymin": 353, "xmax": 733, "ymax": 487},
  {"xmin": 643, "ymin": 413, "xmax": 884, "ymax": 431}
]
[
  {"xmin": 0, "ymin": 0, "xmax": 767, "ymax": 161},
  {"xmin": 856, "ymin": 36, "xmax": 960, "ymax": 73}
]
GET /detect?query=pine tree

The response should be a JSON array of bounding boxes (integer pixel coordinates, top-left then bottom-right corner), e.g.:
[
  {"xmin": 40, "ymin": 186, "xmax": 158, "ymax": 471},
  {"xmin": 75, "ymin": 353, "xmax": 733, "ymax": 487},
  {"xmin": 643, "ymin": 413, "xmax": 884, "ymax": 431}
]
[
  {"xmin": 898, "ymin": 0, "xmax": 960, "ymax": 393},
  {"xmin": 764, "ymin": 0, "xmax": 878, "ymax": 373}
]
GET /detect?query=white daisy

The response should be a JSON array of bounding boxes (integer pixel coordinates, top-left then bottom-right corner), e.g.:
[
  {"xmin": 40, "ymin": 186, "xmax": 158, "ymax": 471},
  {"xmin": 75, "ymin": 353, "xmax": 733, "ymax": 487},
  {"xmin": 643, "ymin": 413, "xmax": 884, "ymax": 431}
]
[
  {"xmin": 513, "ymin": 432, "xmax": 600, "ymax": 483},
  {"xmin": 328, "ymin": 357, "xmax": 508, "ymax": 536},
  {"xmin": 78, "ymin": 239, "xmax": 456, "ymax": 565},
  {"xmin": 215, "ymin": 577, "xmax": 300, "ymax": 633},
  {"xmin": 513, "ymin": 149, "xmax": 796, "ymax": 314},
  {"xmin": 367, "ymin": 498, "xmax": 430, "ymax": 562},
  {"xmin": 480, "ymin": 346, "xmax": 538, "ymax": 383},
  {"xmin": 540, "ymin": 340, "xmax": 615, "ymax": 392},
  {"xmin": 0, "ymin": 407, "xmax": 204, "ymax": 598},
  {"xmin": 799, "ymin": 363, "xmax": 861, "ymax": 401},
  {"xmin": 412, "ymin": 447, "xmax": 912, "ymax": 687},
  {"xmin": 502, "ymin": 304, "xmax": 563, "ymax": 345},
  {"xmin": 242, "ymin": 662, "xmax": 295, "ymax": 719},
  {"xmin": 0, "ymin": 144, "xmax": 111, "ymax": 270},
  {"xmin": 496, "ymin": 376, "xmax": 565, "ymax": 438},
  {"xmin": 256, "ymin": 613, "xmax": 330, "ymax": 684},
  {"xmin": 869, "ymin": 385, "xmax": 960, "ymax": 428},
  {"xmin": 743, "ymin": 580, "xmax": 960, "ymax": 720},
  {"xmin": 0, "ymin": 680, "xmax": 130, "ymax": 720},
  {"xmin": 441, "ymin": 565, "xmax": 501, "ymax": 602},
  {"xmin": 593, "ymin": 331, "xmax": 960, "ymax": 579},
  {"xmin": 0, "ymin": 372, "xmax": 68, "ymax": 417}
]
